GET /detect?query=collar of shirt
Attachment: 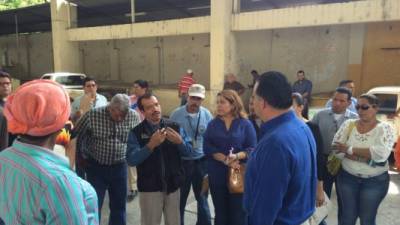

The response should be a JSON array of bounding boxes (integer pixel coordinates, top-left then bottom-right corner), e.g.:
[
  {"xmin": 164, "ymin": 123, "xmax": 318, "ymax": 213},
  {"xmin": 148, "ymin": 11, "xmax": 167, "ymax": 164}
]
[
  {"xmin": 12, "ymin": 140, "xmax": 70, "ymax": 169},
  {"xmin": 260, "ymin": 110, "xmax": 296, "ymax": 137}
]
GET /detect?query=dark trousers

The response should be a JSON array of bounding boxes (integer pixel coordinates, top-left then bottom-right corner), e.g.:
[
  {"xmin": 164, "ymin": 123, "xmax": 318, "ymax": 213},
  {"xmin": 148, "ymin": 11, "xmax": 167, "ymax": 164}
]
[
  {"xmin": 209, "ymin": 182, "xmax": 247, "ymax": 225},
  {"xmin": 322, "ymin": 162, "xmax": 341, "ymax": 225},
  {"xmin": 180, "ymin": 158, "xmax": 211, "ymax": 225},
  {"xmin": 302, "ymin": 98, "xmax": 310, "ymax": 119},
  {"xmin": 86, "ymin": 159, "xmax": 127, "ymax": 225},
  {"xmin": 75, "ymin": 153, "xmax": 87, "ymax": 179},
  {"xmin": 336, "ymin": 170, "xmax": 389, "ymax": 225}
]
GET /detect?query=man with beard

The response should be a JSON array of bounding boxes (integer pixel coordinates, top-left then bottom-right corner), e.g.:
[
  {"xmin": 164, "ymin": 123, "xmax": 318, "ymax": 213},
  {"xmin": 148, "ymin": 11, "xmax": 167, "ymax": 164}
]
[
  {"xmin": 126, "ymin": 93, "xmax": 192, "ymax": 225},
  {"xmin": 170, "ymin": 84, "xmax": 213, "ymax": 225}
]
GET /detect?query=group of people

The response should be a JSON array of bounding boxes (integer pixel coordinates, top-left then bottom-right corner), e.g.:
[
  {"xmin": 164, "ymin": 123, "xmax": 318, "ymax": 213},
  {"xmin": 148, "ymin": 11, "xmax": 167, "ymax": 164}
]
[{"xmin": 0, "ymin": 68, "xmax": 395, "ymax": 225}]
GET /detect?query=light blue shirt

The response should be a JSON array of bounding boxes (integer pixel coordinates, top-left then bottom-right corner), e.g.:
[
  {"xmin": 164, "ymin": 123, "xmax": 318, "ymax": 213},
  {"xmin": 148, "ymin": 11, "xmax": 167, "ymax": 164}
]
[
  {"xmin": 170, "ymin": 105, "xmax": 213, "ymax": 160},
  {"xmin": 325, "ymin": 97, "xmax": 358, "ymax": 113},
  {"xmin": 71, "ymin": 93, "xmax": 108, "ymax": 116}
]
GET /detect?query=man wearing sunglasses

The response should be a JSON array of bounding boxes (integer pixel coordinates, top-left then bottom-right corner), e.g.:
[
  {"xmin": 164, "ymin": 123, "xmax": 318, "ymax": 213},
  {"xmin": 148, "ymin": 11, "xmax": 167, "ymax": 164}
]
[{"xmin": 311, "ymin": 87, "xmax": 358, "ymax": 224}]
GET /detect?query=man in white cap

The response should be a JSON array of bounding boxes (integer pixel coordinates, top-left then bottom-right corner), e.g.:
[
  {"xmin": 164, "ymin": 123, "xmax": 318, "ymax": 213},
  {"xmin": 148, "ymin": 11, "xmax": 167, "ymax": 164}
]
[
  {"xmin": 170, "ymin": 84, "xmax": 213, "ymax": 225},
  {"xmin": 177, "ymin": 69, "xmax": 196, "ymax": 106}
]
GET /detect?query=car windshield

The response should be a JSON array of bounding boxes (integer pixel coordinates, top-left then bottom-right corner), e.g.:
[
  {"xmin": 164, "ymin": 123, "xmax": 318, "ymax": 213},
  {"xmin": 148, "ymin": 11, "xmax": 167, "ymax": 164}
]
[
  {"xmin": 374, "ymin": 94, "xmax": 398, "ymax": 114},
  {"xmin": 55, "ymin": 75, "xmax": 84, "ymax": 86}
]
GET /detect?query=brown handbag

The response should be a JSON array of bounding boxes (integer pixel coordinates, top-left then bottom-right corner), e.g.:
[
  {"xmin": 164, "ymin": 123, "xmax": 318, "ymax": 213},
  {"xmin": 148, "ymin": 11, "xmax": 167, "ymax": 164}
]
[{"xmin": 227, "ymin": 163, "xmax": 246, "ymax": 194}]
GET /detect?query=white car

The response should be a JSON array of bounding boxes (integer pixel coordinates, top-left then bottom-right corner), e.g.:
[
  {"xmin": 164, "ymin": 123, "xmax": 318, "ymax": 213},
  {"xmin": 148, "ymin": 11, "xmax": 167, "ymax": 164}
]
[
  {"xmin": 41, "ymin": 72, "xmax": 86, "ymax": 99},
  {"xmin": 367, "ymin": 86, "xmax": 400, "ymax": 138}
]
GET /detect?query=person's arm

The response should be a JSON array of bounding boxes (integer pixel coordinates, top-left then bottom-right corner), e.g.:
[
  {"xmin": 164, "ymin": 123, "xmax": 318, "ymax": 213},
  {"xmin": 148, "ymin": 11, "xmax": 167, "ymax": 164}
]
[
  {"xmin": 167, "ymin": 127, "xmax": 195, "ymax": 157},
  {"xmin": 337, "ymin": 123, "xmax": 395, "ymax": 161},
  {"xmin": 126, "ymin": 130, "xmax": 154, "ymax": 166},
  {"xmin": 39, "ymin": 176, "xmax": 99, "ymax": 225},
  {"xmin": 247, "ymin": 142, "xmax": 291, "ymax": 225},
  {"xmin": 71, "ymin": 112, "xmax": 91, "ymax": 140},
  {"xmin": 310, "ymin": 123, "xmax": 325, "ymax": 181},
  {"xmin": 309, "ymin": 123, "xmax": 326, "ymax": 207}
]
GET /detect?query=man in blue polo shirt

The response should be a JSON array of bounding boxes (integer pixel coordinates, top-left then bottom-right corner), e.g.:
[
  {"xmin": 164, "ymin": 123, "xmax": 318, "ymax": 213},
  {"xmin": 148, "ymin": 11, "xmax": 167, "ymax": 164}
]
[
  {"xmin": 245, "ymin": 71, "xmax": 317, "ymax": 225},
  {"xmin": 170, "ymin": 84, "xmax": 213, "ymax": 225}
]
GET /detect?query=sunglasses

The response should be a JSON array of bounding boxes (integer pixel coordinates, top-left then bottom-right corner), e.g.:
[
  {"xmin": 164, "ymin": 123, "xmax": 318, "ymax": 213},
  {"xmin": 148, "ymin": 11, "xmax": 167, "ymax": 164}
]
[{"xmin": 355, "ymin": 104, "xmax": 375, "ymax": 111}]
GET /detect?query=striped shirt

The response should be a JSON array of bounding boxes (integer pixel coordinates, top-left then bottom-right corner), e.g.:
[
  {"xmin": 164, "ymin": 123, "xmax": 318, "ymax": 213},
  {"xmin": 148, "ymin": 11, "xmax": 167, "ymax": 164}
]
[
  {"xmin": 0, "ymin": 140, "xmax": 99, "ymax": 225},
  {"xmin": 73, "ymin": 106, "xmax": 140, "ymax": 165},
  {"xmin": 178, "ymin": 74, "xmax": 195, "ymax": 94}
]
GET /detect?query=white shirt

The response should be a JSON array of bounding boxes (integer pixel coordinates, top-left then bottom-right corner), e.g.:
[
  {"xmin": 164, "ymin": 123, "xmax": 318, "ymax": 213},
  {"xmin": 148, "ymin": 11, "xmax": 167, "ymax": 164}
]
[
  {"xmin": 333, "ymin": 119, "xmax": 395, "ymax": 177},
  {"xmin": 333, "ymin": 113, "xmax": 343, "ymax": 121}
]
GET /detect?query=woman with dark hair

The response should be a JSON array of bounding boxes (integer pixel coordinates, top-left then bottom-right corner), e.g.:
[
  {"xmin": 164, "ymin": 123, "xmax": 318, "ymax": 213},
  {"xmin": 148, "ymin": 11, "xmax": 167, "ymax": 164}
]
[
  {"xmin": 292, "ymin": 93, "xmax": 326, "ymax": 210},
  {"xmin": 332, "ymin": 93, "xmax": 395, "ymax": 225},
  {"xmin": 204, "ymin": 90, "xmax": 257, "ymax": 225}
]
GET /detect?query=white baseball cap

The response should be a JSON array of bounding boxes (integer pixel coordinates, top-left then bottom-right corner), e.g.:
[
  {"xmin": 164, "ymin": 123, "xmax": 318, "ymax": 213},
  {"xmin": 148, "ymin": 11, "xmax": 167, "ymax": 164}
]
[
  {"xmin": 187, "ymin": 69, "xmax": 193, "ymax": 74},
  {"xmin": 188, "ymin": 84, "xmax": 205, "ymax": 99}
]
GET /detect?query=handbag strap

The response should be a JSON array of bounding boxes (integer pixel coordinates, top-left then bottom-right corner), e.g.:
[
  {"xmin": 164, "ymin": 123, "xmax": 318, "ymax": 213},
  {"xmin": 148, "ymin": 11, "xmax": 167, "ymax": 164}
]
[{"xmin": 345, "ymin": 121, "xmax": 356, "ymax": 142}]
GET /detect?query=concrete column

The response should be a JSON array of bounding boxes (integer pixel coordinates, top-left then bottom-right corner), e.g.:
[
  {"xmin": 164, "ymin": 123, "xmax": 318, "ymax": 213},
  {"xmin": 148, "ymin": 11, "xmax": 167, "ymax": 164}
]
[
  {"xmin": 347, "ymin": 24, "xmax": 366, "ymax": 96},
  {"xmin": 209, "ymin": 0, "xmax": 237, "ymax": 106},
  {"xmin": 51, "ymin": 0, "xmax": 80, "ymax": 72}
]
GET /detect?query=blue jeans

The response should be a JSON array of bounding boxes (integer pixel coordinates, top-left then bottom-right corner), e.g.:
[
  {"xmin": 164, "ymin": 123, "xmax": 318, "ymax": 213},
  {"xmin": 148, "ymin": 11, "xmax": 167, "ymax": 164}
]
[
  {"xmin": 336, "ymin": 169, "xmax": 389, "ymax": 225},
  {"xmin": 209, "ymin": 182, "xmax": 247, "ymax": 225},
  {"xmin": 180, "ymin": 158, "xmax": 211, "ymax": 225},
  {"xmin": 86, "ymin": 158, "xmax": 128, "ymax": 225}
]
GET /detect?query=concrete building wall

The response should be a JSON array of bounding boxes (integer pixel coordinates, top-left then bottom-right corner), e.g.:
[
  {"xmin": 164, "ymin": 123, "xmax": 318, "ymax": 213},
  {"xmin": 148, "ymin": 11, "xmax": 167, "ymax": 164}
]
[
  {"xmin": 235, "ymin": 25, "xmax": 350, "ymax": 94},
  {"xmin": 78, "ymin": 34, "xmax": 210, "ymax": 88},
  {"xmin": 361, "ymin": 21, "xmax": 400, "ymax": 93},
  {"xmin": 0, "ymin": 32, "xmax": 53, "ymax": 80},
  {"xmin": 3, "ymin": 23, "xmax": 399, "ymax": 97}
]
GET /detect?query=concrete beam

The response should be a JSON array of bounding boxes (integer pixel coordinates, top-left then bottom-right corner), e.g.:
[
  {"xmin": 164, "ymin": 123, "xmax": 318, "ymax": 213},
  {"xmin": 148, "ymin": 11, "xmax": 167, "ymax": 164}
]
[
  {"xmin": 232, "ymin": 0, "xmax": 400, "ymax": 31},
  {"xmin": 68, "ymin": 16, "xmax": 210, "ymax": 41}
]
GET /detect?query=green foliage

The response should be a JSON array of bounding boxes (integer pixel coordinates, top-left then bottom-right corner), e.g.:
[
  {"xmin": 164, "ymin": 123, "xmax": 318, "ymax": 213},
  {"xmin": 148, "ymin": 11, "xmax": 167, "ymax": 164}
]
[{"xmin": 0, "ymin": 0, "xmax": 47, "ymax": 11}]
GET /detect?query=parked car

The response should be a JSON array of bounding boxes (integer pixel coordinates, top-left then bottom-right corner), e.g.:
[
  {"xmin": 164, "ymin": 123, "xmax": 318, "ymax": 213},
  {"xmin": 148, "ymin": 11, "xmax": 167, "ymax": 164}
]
[
  {"xmin": 367, "ymin": 86, "xmax": 400, "ymax": 139},
  {"xmin": 41, "ymin": 72, "xmax": 86, "ymax": 100}
]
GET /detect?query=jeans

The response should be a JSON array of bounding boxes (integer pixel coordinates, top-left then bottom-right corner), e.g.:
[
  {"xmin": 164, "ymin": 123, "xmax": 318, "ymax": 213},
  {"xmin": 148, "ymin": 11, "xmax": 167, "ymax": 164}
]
[
  {"xmin": 209, "ymin": 182, "xmax": 247, "ymax": 225},
  {"xmin": 180, "ymin": 158, "xmax": 211, "ymax": 225},
  {"xmin": 336, "ymin": 169, "xmax": 389, "ymax": 225},
  {"xmin": 86, "ymin": 158, "xmax": 128, "ymax": 225}
]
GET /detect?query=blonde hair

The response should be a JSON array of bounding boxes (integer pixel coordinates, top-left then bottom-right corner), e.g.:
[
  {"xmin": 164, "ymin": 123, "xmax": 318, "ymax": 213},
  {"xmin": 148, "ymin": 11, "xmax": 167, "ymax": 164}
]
[{"xmin": 217, "ymin": 89, "xmax": 247, "ymax": 119}]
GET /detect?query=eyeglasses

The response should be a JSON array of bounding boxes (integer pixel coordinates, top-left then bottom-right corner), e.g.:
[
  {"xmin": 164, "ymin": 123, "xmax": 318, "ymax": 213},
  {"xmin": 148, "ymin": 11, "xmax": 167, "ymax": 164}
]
[
  {"xmin": 356, "ymin": 104, "xmax": 374, "ymax": 111},
  {"xmin": 0, "ymin": 82, "xmax": 11, "ymax": 86}
]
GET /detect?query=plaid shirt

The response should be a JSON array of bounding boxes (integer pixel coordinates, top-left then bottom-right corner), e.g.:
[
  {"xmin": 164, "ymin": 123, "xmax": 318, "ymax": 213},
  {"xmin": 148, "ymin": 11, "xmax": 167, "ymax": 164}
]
[{"xmin": 74, "ymin": 106, "xmax": 140, "ymax": 165}]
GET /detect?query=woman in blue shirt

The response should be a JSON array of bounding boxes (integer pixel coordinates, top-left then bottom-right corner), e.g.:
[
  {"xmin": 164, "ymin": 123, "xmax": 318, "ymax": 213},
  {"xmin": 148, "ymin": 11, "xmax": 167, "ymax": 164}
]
[{"xmin": 204, "ymin": 90, "xmax": 257, "ymax": 225}]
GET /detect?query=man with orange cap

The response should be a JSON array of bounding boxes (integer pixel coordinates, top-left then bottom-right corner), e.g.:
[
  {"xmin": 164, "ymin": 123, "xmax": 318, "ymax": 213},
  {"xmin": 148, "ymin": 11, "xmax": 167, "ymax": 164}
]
[{"xmin": 0, "ymin": 79, "xmax": 99, "ymax": 225}]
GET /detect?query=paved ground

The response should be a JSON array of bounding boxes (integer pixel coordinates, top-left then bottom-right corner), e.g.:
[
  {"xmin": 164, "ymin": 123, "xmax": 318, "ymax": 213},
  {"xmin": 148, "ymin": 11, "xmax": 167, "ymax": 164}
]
[{"xmin": 101, "ymin": 168, "xmax": 400, "ymax": 225}]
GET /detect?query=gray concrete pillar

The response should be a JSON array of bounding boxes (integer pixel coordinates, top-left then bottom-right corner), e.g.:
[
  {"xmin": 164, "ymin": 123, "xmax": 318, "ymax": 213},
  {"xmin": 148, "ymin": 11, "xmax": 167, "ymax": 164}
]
[{"xmin": 51, "ymin": 0, "xmax": 80, "ymax": 72}]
